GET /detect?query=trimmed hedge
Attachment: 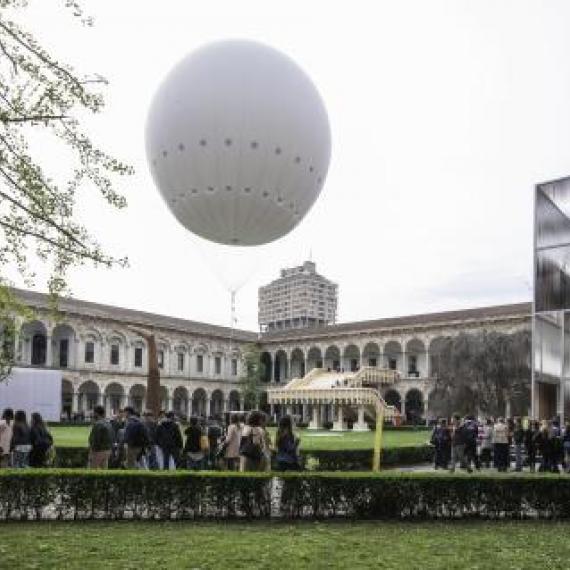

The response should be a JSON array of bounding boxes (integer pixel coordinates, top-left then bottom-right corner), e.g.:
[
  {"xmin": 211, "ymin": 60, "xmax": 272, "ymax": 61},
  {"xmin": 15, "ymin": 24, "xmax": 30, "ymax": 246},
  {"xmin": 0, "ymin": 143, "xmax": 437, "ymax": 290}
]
[
  {"xmin": 52, "ymin": 445, "xmax": 434, "ymax": 470},
  {"xmin": 1, "ymin": 470, "xmax": 570, "ymax": 521}
]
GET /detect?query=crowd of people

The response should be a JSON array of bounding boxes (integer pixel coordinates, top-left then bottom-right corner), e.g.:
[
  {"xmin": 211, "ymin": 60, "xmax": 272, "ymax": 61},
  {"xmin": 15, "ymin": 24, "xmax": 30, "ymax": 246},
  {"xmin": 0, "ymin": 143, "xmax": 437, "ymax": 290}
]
[
  {"xmin": 430, "ymin": 415, "xmax": 570, "ymax": 473},
  {"xmin": 0, "ymin": 405, "xmax": 303, "ymax": 472}
]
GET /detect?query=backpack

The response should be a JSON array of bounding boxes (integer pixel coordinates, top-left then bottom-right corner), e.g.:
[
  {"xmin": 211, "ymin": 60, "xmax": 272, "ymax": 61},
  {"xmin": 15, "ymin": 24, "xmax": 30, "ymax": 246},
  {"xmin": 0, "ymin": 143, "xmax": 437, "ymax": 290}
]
[
  {"xmin": 130, "ymin": 421, "xmax": 150, "ymax": 448},
  {"xmin": 239, "ymin": 431, "xmax": 263, "ymax": 461}
]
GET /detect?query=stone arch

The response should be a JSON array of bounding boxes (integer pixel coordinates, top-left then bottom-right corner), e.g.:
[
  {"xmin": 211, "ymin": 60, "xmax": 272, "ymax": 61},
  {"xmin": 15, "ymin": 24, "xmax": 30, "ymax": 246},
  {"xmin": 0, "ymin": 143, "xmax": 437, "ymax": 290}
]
[
  {"xmin": 211, "ymin": 389, "xmax": 225, "ymax": 418},
  {"xmin": 260, "ymin": 351, "xmax": 272, "ymax": 383},
  {"xmin": 52, "ymin": 323, "xmax": 76, "ymax": 369},
  {"xmin": 128, "ymin": 384, "xmax": 146, "ymax": 413},
  {"xmin": 192, "ymin": 387, "xmax": 208, "ymax": 417},
  {"xmin": 383, "ymin": 340, "xmax": 402, "ymax": 372},
  {"xmin": 173, "ymin": 386, "xmax": 190, "ymax": 417},
  {"xmin": 405, "ymin": 338, "xmax": 426, "ymax": 378},
  {"xmin": 324, "ymin": 345, "xmax": 341, "ymax": 371},
  {"xmin": 274, "ymin": 349, "xmax": 288, "ymax": 383},
  {"xmin": 78, "ymin": 380, "xmax": 100, "ymax": 413},
  {"xmin": 104, "ymin": 382, "xmax": 125, "ymax": 416},
  {"xmin": 61, "ymin": 378, "xmax": 73, "ymax": 419},
  {"xmin": 362, "ymin": 342, "xmax": 380, "ymax": 368},
  {"xmin": 405, "ymin": 388, "xmax": 424, "ymax": 424},
  {"xmin": 384, "ymin": 389, "xmax": 402, "ymax": 412},
  {"xmin": 228, "ymin": 389, "xmax": 241, "ymax": 411},
  {"xmin": 429, "ymin": 336, "xmax": 449, "ymax": 378},
  {"xmin": 21, "ymin": 320, "xmax": 48, "ymax": 366},
  {"xmin": 290, "ymin": 348, "xmax": 305, "ymax": 378},
  {"xmin": 307, "ymin": 346, "xmax": 323, "ymax": 371},
  {"xmin": 343, "ymin": 344, "xmax": 360, "ymax": 372}
]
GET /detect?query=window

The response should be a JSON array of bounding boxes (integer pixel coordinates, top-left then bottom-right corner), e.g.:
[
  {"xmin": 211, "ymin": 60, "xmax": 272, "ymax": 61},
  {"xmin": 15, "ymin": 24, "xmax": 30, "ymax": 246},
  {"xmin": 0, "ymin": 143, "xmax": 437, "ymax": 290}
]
[
  {"xmin": 408, "ymin": 355, "xmax": 418, "ymax": 375},
  {"xmin": 197, "ymin": 354, "xmax": 204, "ymax": 373},
  {"xmin": 231, "ymin": 358, "xmax": 238, "ymax": 376},
  {"xmin": 158, "ymin": 350, "xmax": 164, "ymax": 369},
  {"xmin": 215, "ymin": 356, "xmax": 221, "ymax": 375},
  {"xmin": 85, "ymin": 341, "xmax": 94, "ymax": 364},
  {"xmin": 59, "ymin": 339, "xmax": 69, "ymax": 368},
  {"xmin": 134, "ymin": 347, "xmax": 143, "ymax": 368},
  {"xmin": 31, "ymin": 334, "xmax": 47, "ymax": 365},
  {"xmin": 110, "ymin": 344, "xmax": 120, "ymax": 366},
  {"xmin": 388, "ymin": 357, "xmax": 397, "ymax": 370},
  {"xmin": 368, "ymin": 357, "xmax": 377, "ymax": 367},
  {"xmin": 177, "ymin": 352, "xmax": 184, "ymax": 372}
]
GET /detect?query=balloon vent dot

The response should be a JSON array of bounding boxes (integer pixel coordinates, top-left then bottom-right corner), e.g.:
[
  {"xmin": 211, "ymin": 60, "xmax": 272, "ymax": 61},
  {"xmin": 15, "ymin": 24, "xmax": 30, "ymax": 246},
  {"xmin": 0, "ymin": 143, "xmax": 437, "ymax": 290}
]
[
  {"xmin": 294, "ymin": 156, "xmax": 301, "ymax": 163},
  {"xmin": 162, "ymin": 151, "xmax": 168, "ymax": 157},
  {"xmin": 277, "ymin": 196, "xmax": 283, "ymax": 203},
  {"xmin": 225, "ymin": 186, "xmax": 232, "ymax": 191},
  {"xmin": 178, "ymin": 143, "xmax": 185, "ymax": 151},
  {"xmin": 199, "ymin": 139, "xmax": 207, "ymax": 147},
  {"xmin": 191, "ymin": 189, "xmax": 198, "ymax": 194},
  {"xmin": 250, "ymin": 141, "xmax": 258, "ymax": 149},
  {"xmin": 262, "ymin": 191, "xmax": 269, "ymax": 198},
  {"xmin": 275, "ymin": 147, "xmax": 282, "ymax": 155},
  {"xmin": 207, "ymin": 186, "xmax": 215, "ymax": 192},
  {"xmin": 309, "ymin": 166, "xmax": 314, "ymax": 173},
  {"xmin": 225, "ymin": 138, "xmax": 232, "ymax": 146},
  {"xmin": 244, "ymin": 187, "xmax": 251, "ymax": 194}
]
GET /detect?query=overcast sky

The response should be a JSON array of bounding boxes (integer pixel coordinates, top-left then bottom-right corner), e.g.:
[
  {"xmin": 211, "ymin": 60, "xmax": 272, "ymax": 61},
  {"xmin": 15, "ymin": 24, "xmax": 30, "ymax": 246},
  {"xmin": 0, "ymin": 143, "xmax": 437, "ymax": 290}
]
[{"xmin": 8, "ymin": 0, "xmax": 570, "ymax": 330}]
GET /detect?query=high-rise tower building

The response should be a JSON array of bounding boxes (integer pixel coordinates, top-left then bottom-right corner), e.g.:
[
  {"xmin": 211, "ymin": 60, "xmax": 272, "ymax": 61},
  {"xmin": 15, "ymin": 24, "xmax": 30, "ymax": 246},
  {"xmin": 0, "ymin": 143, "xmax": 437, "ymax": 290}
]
[{"xmin": 258, "ymin": 261, "xmax": 338, "ymax": 331}]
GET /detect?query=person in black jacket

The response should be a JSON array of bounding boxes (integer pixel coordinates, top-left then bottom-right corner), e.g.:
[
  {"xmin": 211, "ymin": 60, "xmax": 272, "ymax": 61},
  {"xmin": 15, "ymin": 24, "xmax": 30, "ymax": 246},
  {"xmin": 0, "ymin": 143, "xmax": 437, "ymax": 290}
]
[
  {"xmin": 29, "ymin": 412, "xmax": 53, "ymax": 467},
  {"xmin": 184, "ymin": 416, "xmax": 205, "ymax": 470},
  {"xmin": 10, "ymin": 410, "xmax": 31, "ymax": 468},
  {"xmin": 525, "ymin": 420, "xmax": 539, "ymax": 473},
  {"xmin": 156, "ymin": 411, "xmax": 183, "ymax": 470}
]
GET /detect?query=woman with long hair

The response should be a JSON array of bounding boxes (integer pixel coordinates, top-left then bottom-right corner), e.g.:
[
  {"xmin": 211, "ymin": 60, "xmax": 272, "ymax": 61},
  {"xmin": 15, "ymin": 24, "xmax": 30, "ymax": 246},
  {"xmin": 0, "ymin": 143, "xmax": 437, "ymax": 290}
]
[
  {"xmin": 0, "ymin": 408, "xmax": 14, "ymax": 468},
  {"xmin": 223, "ymin": 413, "xmax": 242, "ymax": 471},
  {"xmin": 29, "ymin": 412, "xmax": 53, "ymax": 467},
  {"xmin": 275, "ymin": 415, "xmax": 301, "ymax": 471},
  {"xmin": 10, "ymin": 410, "xmax": 31, "ymax": 468},
  {"xmin": 239, "ymin": 410, "xmax": 268, "ymax": 472}
]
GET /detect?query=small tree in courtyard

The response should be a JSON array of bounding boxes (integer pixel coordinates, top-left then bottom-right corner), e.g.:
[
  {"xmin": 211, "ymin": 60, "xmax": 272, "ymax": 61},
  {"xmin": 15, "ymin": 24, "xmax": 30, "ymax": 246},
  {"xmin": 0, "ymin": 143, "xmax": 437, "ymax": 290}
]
[{"xmin": 239, "ymin": 344, "xmax": 265, "ymax": 410}]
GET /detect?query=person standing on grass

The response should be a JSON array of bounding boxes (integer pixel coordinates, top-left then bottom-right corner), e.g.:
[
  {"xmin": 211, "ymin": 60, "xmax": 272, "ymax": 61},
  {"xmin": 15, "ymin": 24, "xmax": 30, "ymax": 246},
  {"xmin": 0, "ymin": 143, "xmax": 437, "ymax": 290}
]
[
  {"xmin": 563, "ymin": 421, "xmax": 570, "ymax": 473},
  {"xmin": 431, "ymin": 418, "xmax": 450, "ymax": 469},
  {"xmin": 88, "ymin": 405, "xmax": 114, "ymax": 469},
  {"xmin": 124, "ymin": 407, "xmax": 149, "ymax": 469},
  {"xmin": 156, "ymin": 411, "xmax": 183, "ymax": 470},
  {"xmin": 463, "ymin": 416, "xmax": 479, "ymax": 471},
  {"xmin": 142, "ymin": 411, "xmax": 159, "ymax": 470},
  {"xmin": 0, "ymin": 408, "xmax": 14, "ymax": 468},
  {"xmin": 29, "ymin": 412, "xmax": 53, "ymax": 467},
  {"xmin": 239, "ymin": 410, "xmax": 268, "ymax": 472},
  {"xmin": 10, "ymin": 410, "xmax": 31, "ymax": 468},
  {"xmin": 450, "ymin": 415, "xmax": 467, "ymax": 473},
  {"xmin": 493, "ymin": 417, "xmax": 509, "ymax": 472},
  {"xmin": 512, "ymin": 417, "xmax": 525, "ymax": 472},
  {"xmin": 275, "ymin": 415, "xmax": 301, "ymax": 471},
  {"xmin": 479, "ymin": 419, "xmax": 494, "ymax": 469},
  {"xmin": 223, "ymin": 413, "xmax": 242, "ymax": 471},
  {"xmin": 525, "ymin": 420, "xmax": 539, "ymax": 473},
  {"xmin": 184, "ymin": 416, "xmax": 205, "ymax": 470}
]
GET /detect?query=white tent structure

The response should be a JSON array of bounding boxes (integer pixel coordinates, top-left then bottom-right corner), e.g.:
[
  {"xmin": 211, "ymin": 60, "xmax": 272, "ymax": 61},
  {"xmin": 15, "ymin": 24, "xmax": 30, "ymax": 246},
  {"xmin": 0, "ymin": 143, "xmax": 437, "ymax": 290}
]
[{"xmin": 0, "ymin": 367, "xmax": 61, "ymax": 422}]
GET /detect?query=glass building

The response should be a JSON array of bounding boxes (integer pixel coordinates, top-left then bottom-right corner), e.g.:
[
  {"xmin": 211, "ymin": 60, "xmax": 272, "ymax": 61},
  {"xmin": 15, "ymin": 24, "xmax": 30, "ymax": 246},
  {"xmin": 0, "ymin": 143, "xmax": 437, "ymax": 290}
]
[{"xmin": 534, "ymin": 175, "xmax": 570, "ymax": 421}]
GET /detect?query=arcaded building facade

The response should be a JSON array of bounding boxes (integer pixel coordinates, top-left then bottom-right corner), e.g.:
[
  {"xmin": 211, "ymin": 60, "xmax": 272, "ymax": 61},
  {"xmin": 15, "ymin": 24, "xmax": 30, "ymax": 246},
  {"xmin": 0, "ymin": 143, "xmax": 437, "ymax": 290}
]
[{"xmin": 10, "ymin": 288, "xmax": 532, "ymax": 422}]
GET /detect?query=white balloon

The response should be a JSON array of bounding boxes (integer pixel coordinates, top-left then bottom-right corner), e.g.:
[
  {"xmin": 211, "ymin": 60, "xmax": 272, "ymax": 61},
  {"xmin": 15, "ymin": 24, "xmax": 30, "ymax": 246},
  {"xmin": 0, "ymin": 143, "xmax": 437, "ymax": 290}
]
[{"xmin": 145, "ymin": 39, "xmax": 331, "ymax": 246}]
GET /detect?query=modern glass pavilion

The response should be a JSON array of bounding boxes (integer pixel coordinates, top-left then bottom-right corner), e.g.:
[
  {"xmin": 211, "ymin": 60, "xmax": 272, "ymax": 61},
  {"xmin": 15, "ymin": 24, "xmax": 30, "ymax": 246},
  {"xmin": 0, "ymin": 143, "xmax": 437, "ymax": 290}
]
[{"xmin": 533, "ymin": 175, "xmax": 570, "ymax": 421}]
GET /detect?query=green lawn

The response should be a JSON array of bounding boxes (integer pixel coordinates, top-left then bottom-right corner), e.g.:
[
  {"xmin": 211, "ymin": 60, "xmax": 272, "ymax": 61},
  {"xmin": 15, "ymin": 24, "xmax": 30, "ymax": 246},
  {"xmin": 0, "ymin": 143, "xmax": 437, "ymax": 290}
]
[
  {"xmin": 0, "ymin": 521, "xmax": 568, "ymax": 569},
  {"xmin": 49, "ymin": 425, "xmax": 430, "ymax": 450}
]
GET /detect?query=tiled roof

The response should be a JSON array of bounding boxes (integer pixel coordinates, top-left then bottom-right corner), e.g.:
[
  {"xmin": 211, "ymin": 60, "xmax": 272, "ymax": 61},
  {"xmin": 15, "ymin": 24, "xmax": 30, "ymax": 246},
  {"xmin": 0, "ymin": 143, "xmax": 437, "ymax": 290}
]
[
  {"xmin": 11, "ymin": 288, "xmax": 258, "ymax": 342},
  {"xmin": 260, "ymin": 302, "xmax": 532, "ymax": 342}
]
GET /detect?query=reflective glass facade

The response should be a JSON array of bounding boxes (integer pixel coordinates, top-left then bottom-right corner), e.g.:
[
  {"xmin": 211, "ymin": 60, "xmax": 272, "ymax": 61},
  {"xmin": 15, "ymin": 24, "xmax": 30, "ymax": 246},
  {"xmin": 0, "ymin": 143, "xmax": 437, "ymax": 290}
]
[{"xmin": 534, "ymin": 176, "xmax": 570, "ymax": 419}]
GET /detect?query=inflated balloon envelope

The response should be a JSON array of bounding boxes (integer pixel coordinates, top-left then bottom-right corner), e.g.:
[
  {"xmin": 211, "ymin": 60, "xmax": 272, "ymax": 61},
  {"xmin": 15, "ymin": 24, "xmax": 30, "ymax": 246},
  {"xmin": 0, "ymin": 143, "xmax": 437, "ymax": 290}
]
[{"xmin": 145, "ymin": 39, "xmax": 331, "ymax": 248}]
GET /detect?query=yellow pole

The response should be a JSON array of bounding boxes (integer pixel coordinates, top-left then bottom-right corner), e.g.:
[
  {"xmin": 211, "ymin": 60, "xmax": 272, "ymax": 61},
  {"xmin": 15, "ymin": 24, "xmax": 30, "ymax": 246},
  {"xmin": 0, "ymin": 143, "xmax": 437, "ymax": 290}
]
[{"xmin": 372, "ymin": 401, "xmax": 384, "ymax": 472}]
